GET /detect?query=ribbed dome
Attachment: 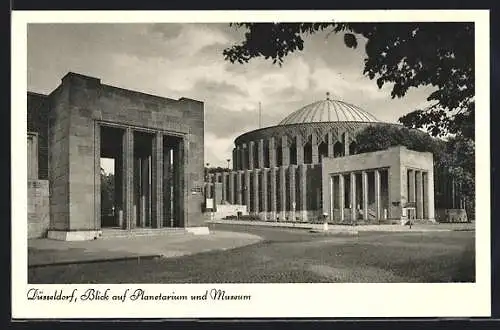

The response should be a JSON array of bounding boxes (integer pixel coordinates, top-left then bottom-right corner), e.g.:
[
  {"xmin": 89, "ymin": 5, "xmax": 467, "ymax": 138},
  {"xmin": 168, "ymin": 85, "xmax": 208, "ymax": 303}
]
[{"xmin": 279, "ymin": 96, "xmax": 379, "ymax": 125}]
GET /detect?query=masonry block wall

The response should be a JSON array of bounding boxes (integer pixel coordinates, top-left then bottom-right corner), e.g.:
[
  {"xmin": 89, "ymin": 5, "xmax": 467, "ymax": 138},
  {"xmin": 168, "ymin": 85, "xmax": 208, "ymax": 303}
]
[
  {"xmin": 28, "ymin": 180, "xmax": 50, "ymax": 238},
  {"xmin": 28, "ymin": 72, "xmax": 204, "ymax": 233}
]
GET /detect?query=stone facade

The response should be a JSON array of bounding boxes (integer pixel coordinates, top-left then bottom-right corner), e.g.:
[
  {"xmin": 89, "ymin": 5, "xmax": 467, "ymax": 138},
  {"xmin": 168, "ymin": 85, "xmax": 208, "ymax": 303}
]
[
  {"xmin": 28, "ymin": 72, "xmax": 205, "ymax": 240},
  {"xmin": 322, "ymin": 146, "xmax": 435, "ymax": 223}
]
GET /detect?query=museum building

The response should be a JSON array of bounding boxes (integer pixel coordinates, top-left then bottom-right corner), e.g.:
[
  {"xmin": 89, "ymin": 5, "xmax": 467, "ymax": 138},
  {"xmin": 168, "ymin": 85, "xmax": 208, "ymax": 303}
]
[
  {"xmin": 27, "ymin": 72, "xmax": 206, "ymax": 240},
  {"xmin": 206, "ymin": 95, "xmax": 437, "ymax": 223}
]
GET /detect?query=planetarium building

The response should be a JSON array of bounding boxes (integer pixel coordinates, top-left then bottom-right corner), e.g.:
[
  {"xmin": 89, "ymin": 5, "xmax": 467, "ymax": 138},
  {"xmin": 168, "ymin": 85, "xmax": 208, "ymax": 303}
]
[{"xmin": 207, "ymin": 95, "xmax": 437, "ymax": 224}]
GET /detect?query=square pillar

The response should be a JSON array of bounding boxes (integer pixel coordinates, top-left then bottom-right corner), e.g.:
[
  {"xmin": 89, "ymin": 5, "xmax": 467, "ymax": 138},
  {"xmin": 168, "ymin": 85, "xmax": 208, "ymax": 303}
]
[
  {"xmin": 327, "ymin": 132, "xmax": 334, "ymax": 158},
  {"xmin": 344, "ymin": 132, "xmax": 350, "ymax": 156},
  {"xmin": 423, "ymin": 171, "xmax": 435, "ymax": 221},
  {"xmin": 232, "ymin": 148, "xmax": 237, "ymax": 170},
  {"xmin": 236, "ymin": 171, "xmax": 243, "ymax": 204},
  {"xmin": 374, "ymin": 170, "xmax": 381, "ymax": 220},
  {"xmin": 289, "ymin": 165, "xmax": 296, "ymax": 221},
  {"xmin": 221, "ymin": 172, "xmax": 227, "ymax": 203},
  {"xmin": 338, "ymin": 174, "xmax": 345, "ymax": 222},
  {"xmin": 241, "ymin": 144, "xmax": 248, "ymax": 170},
  {"xmin": 362, "ymin": 171, "xmax": 368, "ymax": 221},
  {"xmin": 261, "ymin": 169, "xmax": 268, "ymax": 219},
  {"xmin": 244, "ymin": 170, "xmax": 251, "ymax": 208},
  {"xmin": 299, "ymin": 164, "xmax": 307, "ymax": 221},
  {"xmin": 296, "ymin": 135, "xmax": 304, "ymax": 165},
  {"xmin": 152, "ymin": 132, "xmax": 163, "ymax": 228},
  {"xmin": 350, "ymin": 172, "xmax": 356, "ymax": 222},
  {"xmin": 311, "ymin": 134, "xmax": 319, "ymax": 164},
  {"xmin": 279, "ymin": 166, "xmax": 287, "ymax": 220},
  {"xmin": 329, "ymin": 175, "xmax": 334, "ymax": 221},
  {"xmin": 248, "ymin": 141, "xmax": 255, "ymax": 170},
  {"xmin": 258, "ymin": 139, "xmax": 265, "ymax": 169},
  {"xmin": 228, "ymin": 171, "xmax": 235, "ymax": 204},
  {"xmin": 408, "ymin": 169, "xmax": 416, "ymax": 203},
  {"xmin": 281, "ymin": 136, "xmax": 290, "ymax": 166},
  {"xmin": 93, "ymin": 123, "xmax": 101, "ymax": 230},
  {"xmin": 270, "ymin": 167, "xmax": 277, "ymax": 220},
  {"xmin": 269, "ymin": 138, "xmax": 276, "ymax": 168},
  {"xmin": 416, "ymin": 170, "xmax": 424, "ymax": 219},
  {"xmin": 253, "ymin": 169, "xmax": 259, "ymax": 215},
  {"xmin": 122, "ymin": 127, "xmax": 134, "ymax": 230}
]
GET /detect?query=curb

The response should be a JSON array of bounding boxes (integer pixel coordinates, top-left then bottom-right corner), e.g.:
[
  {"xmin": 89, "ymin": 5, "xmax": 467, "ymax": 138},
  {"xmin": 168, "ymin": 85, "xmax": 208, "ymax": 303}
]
[{"xmin": 28, "ymin": 254, "xmax": 162, "ymax": 269}]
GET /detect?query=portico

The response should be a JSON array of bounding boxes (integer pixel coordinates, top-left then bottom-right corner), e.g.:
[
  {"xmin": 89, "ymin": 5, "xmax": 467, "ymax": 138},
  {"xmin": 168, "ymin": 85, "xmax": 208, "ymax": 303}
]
[{"xmin": 322, "ymin": 146, "xmax": 435, "ymax": 223}]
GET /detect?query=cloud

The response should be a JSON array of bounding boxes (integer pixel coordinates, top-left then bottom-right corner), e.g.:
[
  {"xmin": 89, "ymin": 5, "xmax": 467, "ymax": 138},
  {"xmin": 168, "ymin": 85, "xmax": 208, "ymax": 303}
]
[{"xmin": 27, "ymin": 23, "xmax": 432, "ymax": 167}]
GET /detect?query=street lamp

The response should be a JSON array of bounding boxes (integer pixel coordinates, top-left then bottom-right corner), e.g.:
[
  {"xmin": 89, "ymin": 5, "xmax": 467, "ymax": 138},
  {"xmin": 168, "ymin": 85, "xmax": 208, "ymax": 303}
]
[{"xmin": 226, "ymin": 159, "xmax": 231, "ymax": 170}]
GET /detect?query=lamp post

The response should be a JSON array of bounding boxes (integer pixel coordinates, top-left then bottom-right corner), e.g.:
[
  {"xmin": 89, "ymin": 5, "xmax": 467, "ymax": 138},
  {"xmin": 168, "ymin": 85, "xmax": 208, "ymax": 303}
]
[{"xmin": 226, "ymin": 159, "xmax": 231, "ymax": 170}]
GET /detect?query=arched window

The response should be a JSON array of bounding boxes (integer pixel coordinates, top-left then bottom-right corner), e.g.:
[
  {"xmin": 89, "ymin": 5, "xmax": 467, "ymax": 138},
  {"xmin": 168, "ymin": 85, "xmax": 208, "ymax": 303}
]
[
  {"xmin": 349, "ymin": 141, "xmax": 357, "ymax": 155},
  {"xmin": 318, "ymin": 141, "xmax": 328, "ymax": 163},
  {"xmin": 333, "ymin": 141, "xmax": 344, "ymax": 158},
  {"xmin": 303, "ymin": 141, "xmax": 312, "ymax": 164},
  {"xmin": 289, "ymin": 141, "xmax": 297, "ymax": 165}
]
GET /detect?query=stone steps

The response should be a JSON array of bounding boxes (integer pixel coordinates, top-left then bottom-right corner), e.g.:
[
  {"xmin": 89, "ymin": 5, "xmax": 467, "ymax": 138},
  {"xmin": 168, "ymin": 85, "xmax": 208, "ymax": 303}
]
[{"xmin": 101, "ymin": 227, "xmax": 190, "ymax": 239}]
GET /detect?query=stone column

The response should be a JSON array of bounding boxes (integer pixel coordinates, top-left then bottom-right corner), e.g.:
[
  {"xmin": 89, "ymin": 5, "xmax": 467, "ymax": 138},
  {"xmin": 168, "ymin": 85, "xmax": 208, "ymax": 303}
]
[
  {"xmin": 416, "ymin": 170, "xmax": 424, "ymax": 219},
  {"xmin": 152, "ymin": 132, "xmax": 163, "ymax": 228},
  {"xmin": 228, "ymin": 171, "xmax": 235, "ymax": 204},
  {"xmin": 261, "ymin": 169, "xmax": 268, "ymax": 219},
  {"xmin": 338, "ymin": 174, "xmax": 345, "ymax": 222},
  {"xmin": 279, "ymin": 166, "xmax": 287, "ymax": 220},
  {"xmin": 221, "ymin": 172, "xmax": 227, "ymax": 203},
  {"xmin": 281, "ymin": 136, "xmax": 289, "ymax": 166},
  {"xmin": 408, "ymin": 169, "xmax": 416, "ymax": 203},
  {"xmin": 374, "ymin": 170, "xmax": 381, "ymax": 221},
  {"xmin": 258, "ymin": 139, "xmax": 265, "ymax": 169},
  {"xmin": 123, "ymin": 127, "xmax": 134, "ymax": 230},
  {"xmin": 253, "ymin": 168, "xmax": 259, "ymax": 215},
  {"xmin": 350, "ymin": 172, "xmax": 356, "ymax": 222},
  {"xmin": 362, "ymin": 171, "xmax": 368, "ymax": 221},
  {"xmin": 296, "ymin": 135, "xmax": 304, "ymax": 165},
  {"xmin": 236, "ymin": 171, "xmax": 243, "ymax": 204},
  {"xmin": 248, "ymin": 141, "xmax": 255, "ymax": 170},
  {"xmin": 232, "ymin": 148, "xmax": 237, "ymax": 170},
  {"xmin": 344, "ymin": 132, "xmax": 350, "ymax": 156},
  {"xmin": 270, "ymin": 167, "xmax": 277, "ymax": 220},
  {"xmin": 93, "ymin": 124, "xmax": 100, "ymax": 229},
  {"xmin": 241, "ymin": 144, "xmax": 247, "ymax": 170},
  {"xmin": 244, "ymin": 169, "xmax": 251, "ymax": 209},
  {"xmin": 28, "ymin": 133, "xmax": 39, "ymax": 180},
  {"xmin": 206, "ymin": 174, "xmax": 213, "ymax": 198},
  {"xmin": 424, "ymin": 171, "xmax": 435, "ymax": 221},
  {"xmin": 299, "ymin": 164, "xmax": 307, "ymax": 221},
  {"xmin": 289, "ymin": 165, "xmax": 296, "ymax": 221},
  {"xmin": 139, "ymin": 157, "xmax": 149, "ymax": 227},
  {"xmin": 327, "ymin": 132, "xmax": 334, "ymax": 158},
  {"xmin": 311, "ymin": 134, "xmax": 319, "ymax": 164},
  {"xmin": 269, "ymin": 138, "xmax": 276, "ymax": 168},
  {"xmin": 329, "ymin": 175, "xmax": 334, "ymax": 221}
]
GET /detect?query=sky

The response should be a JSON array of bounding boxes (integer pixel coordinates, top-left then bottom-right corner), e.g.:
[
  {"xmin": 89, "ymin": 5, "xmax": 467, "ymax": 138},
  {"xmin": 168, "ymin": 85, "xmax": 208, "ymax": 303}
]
[{"xmin": 27, "ymin": 23, "xmax": 435, "ymax": 171}]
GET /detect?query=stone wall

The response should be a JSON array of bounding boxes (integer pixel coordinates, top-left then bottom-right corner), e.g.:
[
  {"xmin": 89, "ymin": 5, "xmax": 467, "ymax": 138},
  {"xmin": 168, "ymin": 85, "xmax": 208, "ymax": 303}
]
[
  {"xmin": 45, "ymin": 72, "xmax": 204, "ymax": 232},
  {"xmin": 28, "ymin": 180, "xmax": 50, "ymax": 238}
]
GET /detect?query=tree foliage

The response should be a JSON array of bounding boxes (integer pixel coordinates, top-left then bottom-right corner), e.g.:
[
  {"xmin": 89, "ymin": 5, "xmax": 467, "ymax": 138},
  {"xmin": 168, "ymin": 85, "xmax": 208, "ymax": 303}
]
[
  {"xmin": 223, "ymin": 23, "xmax": 474, "ymax": 139},
  {"xmin": 101, "ymin": 170, "xmax": 115, "ymax": 216}
]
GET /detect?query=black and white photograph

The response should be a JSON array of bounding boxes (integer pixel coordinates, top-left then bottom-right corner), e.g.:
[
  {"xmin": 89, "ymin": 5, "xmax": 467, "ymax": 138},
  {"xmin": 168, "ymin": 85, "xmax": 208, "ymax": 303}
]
[{"xmin": 12, "ymin": 10, "xmax": 491, "ymax": 319}]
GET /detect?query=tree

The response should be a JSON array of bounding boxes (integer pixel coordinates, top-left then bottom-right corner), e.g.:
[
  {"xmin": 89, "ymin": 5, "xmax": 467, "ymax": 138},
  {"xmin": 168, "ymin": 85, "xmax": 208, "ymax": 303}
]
[
  {"xmin": 100, "ymin": 169, "xmax": 115, "ymax": 216},
  {"xmin": 223, "ymin": 23, "xmax": 474, "ymax": 139}
]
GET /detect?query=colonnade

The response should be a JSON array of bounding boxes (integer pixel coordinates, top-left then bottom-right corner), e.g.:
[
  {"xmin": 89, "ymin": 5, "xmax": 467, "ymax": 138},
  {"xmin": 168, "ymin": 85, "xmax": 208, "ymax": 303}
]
[
  {"xmin": 206, "ymin": 164, "xmax": 321, "ymax": 221},
  {"xmin": 233, "ymin": 132, "xmax": 354, "ymax": 170}
]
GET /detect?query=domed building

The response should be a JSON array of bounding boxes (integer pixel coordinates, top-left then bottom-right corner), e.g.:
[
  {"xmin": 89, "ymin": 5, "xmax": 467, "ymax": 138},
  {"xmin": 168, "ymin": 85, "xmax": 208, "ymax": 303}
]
[{"xmin": 207, "ymin": 94, "xmax": 442, "ymax": 224}]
